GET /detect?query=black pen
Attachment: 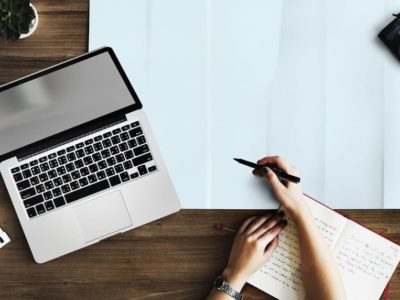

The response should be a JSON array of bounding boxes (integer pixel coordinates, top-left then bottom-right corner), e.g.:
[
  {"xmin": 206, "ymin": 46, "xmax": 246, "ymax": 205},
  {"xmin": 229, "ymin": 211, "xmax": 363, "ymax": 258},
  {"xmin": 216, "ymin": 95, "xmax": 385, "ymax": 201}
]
[{"xmin": 233, "ymin": 158, "xmax": 301, "ymax": 184}]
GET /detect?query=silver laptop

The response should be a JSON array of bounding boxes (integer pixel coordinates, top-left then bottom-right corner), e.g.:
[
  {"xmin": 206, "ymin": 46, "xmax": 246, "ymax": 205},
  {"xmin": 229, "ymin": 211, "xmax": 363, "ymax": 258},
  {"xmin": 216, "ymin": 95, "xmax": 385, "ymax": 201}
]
[{"xmin": 0, "ymin": 47, "xmax": 180, "ymax": 263}]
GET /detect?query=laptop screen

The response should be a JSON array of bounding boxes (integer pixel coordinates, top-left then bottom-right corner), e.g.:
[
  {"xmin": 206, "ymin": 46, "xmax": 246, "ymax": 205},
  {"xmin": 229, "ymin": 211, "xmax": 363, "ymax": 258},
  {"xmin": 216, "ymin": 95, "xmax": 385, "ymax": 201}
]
[{"xmin": 0, "ymin": 51, "xmax": 137, "ymax": 157}]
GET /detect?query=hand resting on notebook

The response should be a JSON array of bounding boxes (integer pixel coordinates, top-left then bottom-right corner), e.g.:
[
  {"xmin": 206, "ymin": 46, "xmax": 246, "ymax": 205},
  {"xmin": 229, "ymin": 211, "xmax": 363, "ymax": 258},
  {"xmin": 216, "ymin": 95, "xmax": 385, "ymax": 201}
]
[{"xmin": 207, "ymin": 156, "xmax": 347, "ymax": 300}]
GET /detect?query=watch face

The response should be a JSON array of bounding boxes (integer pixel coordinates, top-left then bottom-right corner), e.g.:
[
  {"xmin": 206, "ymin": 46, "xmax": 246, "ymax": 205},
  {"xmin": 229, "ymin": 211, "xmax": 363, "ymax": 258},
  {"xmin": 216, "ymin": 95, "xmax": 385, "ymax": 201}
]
[{"xmin": 214, "ymin": 276, "xmax": 224, "ymax": 288}]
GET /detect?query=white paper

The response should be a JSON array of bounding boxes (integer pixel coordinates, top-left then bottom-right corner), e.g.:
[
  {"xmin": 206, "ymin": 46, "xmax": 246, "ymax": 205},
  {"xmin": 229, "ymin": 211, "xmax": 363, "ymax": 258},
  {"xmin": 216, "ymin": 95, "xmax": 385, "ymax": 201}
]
[{"xmin": 89, "ymin": 0, "xmax": 399, "ymax": 208}]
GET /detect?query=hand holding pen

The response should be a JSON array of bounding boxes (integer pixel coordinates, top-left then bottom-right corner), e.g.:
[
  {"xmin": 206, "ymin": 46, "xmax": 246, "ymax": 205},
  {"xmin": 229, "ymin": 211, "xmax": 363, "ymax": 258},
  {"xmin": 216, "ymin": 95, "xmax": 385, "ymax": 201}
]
[{"xmin": 234, "ymin": 157, "xmax": 301, "ymax": 183}]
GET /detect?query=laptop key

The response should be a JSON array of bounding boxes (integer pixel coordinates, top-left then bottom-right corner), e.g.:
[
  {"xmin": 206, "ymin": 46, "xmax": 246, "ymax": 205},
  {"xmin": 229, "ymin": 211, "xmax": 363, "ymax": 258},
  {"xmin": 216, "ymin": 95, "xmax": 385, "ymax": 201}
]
[
  {"xmin": 116, "ymin": 154, "xmax": 125, "ymax": 163},
  {"xmin": 128, "ymin": 139, "xmax": 137, "ymax": 148},
  {"xmin": 58, "ymin": 156, "xmax": 67, "ymax": 165},
  {"xmin": 65, "ymin": 179, "xmax": 110, "ymax": 204},
  {"xmin": 102, "ymin": 139, "xmax": 112, "ymax": 148},
  {"xmin": 39, "ymin": 173, "xmax": 49, "ymax": 182},
  {"xmin": 106, "ymin": 167, "xmax": 115, "ymax": 177},
  {"xmin": 138, "ymin": 165, "xmax": 148, "ymax": 176},
  {"xmin": 31, "ymin": 166, "xmax": 41, "ymax": 175},
  {"xmin": 122, "ymin": 125, "xmax": 130, "ymax": 131},
  {"xmin": 21, "ymin": 187, "xmax": 36, "ymax": 199},
  {"xmin": 66, "ymin": 163, "xmax": 75, "ymax": 172},
  {"xmin": 53, "ymin": 196, "xmax": 66, "ymax": 208},
  {"xmin": 52, "ymin": 188, "xmax": 62, "ymax": 197},
  {"xmin": 92, "ymin": 153, "xmax": 102, "ymax": 162},
  {"xmin": 40, "ymin": 162, "xmax": 50, "ymax": 172},
  {"xmin": 130, "ymin": 172, "xmax": 139, "ymax": 179},
  {"xmin": 129, "ymin": 127, "xmax": 143, "ymax": 138},
  {"xmin": 111, "ymin": 136, "xmax": 120, "ymax": 145},
  {"xmin": 27, "ymin": 207, "xmax": 37, "ymax": 218},
  {"xmin": 14, "ymin": 173, "xmax": 23, "ymax": 182},
  {"xmin": 22, "ymin": 169, "xmax": 32, "ymax": 179},
  {"xmin": 112, "ymin": 128, "xmax": 121, "ymax": 135},
  {"xmin": 17, "ymin": 180, "xmax": 31, "ymax": 191},
  {"xmin": 44, "ymin": 181, "xmax": 54, "ymax": 190},
  {"xmin": 148, "ymin": 166, "xmax": 157, "ymax": 172},
  {"xmin": 71, "ymin": 171, "xmax": 81, "ymax": 180},
  {"xmin": 88, "ymin": 174, "xmax": 97, "ymax": 184},
  {"xmin": 130, "ymin": 121, "xmax": 139, "ymax": 128},
  {"xmin": 114, "ymin": 164, "xmax": 124, "ymax": 173},
  {"xmin": 39, "ymin": 156, "xmax": 48, "ymax": 163},
  {"xmin": 74, "ymin": 159, "xmax": 84, "ymax": 169},
  {"xmin": 36, "ymin": 204, "xmax": 46, "ymax": 214},
  {"xmin": 94, "ymin": 135, "xmax": 103, "ymax": 142},
  {"xmin": 79, "ymin": 177, "xmax": 89, "ymax": 187},
  {"xmin": 101, "ymin": 149, "xmax": 111, "ymax": 159},
  {"xmin": 120, "ymin": 172, "xmax": 130, "ymax": 182},
  {"xmin": 67, "ymin": 153, "xmax": 76, "ymax": 162},
  {"xmin": 84, "ymin": 145, "xmax": 94, "ymax": 155},
  {"xmin": 44, "ymin": 201, "xmax": 55, "ymax": 211},
  {"xmin": 11, "ymin": 167, "xmax": 20, "ymax": 174},
  {"xmin": 132, "ymin": 153, "xmax": 153, "ymax": 166},
  {"xmin": 89, "ymin": 164, "xmax": 98, "ymax": 173},
  {"xmin": 120, "ymin": 132, "xmax": 129, "ymax": 141},
  {"xmin": 124, "ymin": 150, "xmax": 134, "ymax": 159},
  {"xmin": 110, "ymin": 146, "xmax": 119, "ymax": 155},
  {"xmin": 23, "ymin": 193, "xmax": 43, "ymax": 208},
  {"xmin": 61, "ymin": 184, "xmax": 71, "ymax": 194},
  {"xmin": 96, "ymin": 170, "xmax": 106, "ymax": 180},
  {"xmin": 123, "ymin": 161, "xmax": 133, "ymax": 170},
  {"xmin": 137, "ymin": 136, "xmax": 146, "ymax": 145},
  {"xmin": 70, "ymin": 181, "xmax": 80, "ymax": 190},
  {"xmin": 76, "ymin": 142, "xmax": 84, "ymax": 149},
  {"xmin": 30, "ymin": 176, "xmax": 40, "ymax": 186},
  {"xmin": 36, "ymin": 184, "xmax": 46, "ymax": 193},
  {"xmin": 29, "ymin": 160, "xmax": 38, "ymax": 166},
  {"xmin": 43, "ymin": 191, "xmax": 53, "ymax": 200},
  {"xmin": 57, "ymin": 149, "xmax": 66, "ymax": 156},
  {"xmin": 49, "ymin": 159, "xmax": 58, "ymax": 168},
  {"xmin": 48, "ymin": 153, "xmax": 57, "ymax": 159},
  {"xmin": 103, "ymin": 132, "xmax": 112, "ymax": 138},
  {"xmin": 119, "ymin": 142, "xmax": 128, "ymax": 152},
  {"xmin": 67, "ymin": 146, "xmax": 75, "ymax": 152},
  {"xmin": 85, "ymin": 139, "xmax": 93, "ymax": 145},
  {"xmin": 76, "ymin": 149, "xmax": 85, "ymax": 158},
  {"xmin": 48, "ymin": 170, "xmax": 58, "ymax": 179},
  {"xmin": 93, "ymin": 142, "xmax": 103, "ymax": 152},
  {"xmin": 133, "ymin": 145, "xmax": 149, "ymax": 156},
  {"xmin": 98, "ymin": 160, "xmax": 107, "ymax": 170},
  {"xmin": 109, "ymin": 175, "xmax": 121, "ymax": 187}
]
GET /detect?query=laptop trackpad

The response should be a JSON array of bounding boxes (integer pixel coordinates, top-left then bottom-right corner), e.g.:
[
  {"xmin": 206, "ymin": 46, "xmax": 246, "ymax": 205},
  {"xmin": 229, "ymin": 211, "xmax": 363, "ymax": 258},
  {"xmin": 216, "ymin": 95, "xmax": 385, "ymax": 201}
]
[{"xmin": 73, "ymin": 191, "xmax": 133, "ymax": 243}]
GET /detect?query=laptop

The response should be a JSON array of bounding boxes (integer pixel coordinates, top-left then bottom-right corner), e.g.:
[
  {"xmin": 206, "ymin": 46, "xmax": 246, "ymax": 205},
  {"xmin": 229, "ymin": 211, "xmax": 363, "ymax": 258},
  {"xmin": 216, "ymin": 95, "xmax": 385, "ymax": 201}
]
[{"xmin": 0, "ymin": 47, "xmax": 181, "ymax": 263}]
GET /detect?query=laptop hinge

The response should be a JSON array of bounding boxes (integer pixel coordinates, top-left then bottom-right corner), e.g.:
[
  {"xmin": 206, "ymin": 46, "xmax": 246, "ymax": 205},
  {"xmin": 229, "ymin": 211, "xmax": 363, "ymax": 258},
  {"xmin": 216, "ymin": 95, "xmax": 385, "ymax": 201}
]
[{"xmin": 11, "ymin": 105, "xmax": 134, "ymax": 162}]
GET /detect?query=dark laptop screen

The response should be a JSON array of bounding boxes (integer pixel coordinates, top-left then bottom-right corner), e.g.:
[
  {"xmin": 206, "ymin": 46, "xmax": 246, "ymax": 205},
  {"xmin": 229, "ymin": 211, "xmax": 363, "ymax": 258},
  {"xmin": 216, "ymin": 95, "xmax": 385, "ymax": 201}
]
[{"xmin": 0, "ymin": 51, "xmax": 136, "ymax": 157}]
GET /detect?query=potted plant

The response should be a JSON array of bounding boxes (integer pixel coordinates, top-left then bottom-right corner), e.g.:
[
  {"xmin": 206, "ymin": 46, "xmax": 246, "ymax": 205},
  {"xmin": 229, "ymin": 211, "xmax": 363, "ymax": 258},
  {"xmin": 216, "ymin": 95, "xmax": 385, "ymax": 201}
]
[{"xmin": 0, "ymin": 0, "xmax": 38, "ymax": 41}]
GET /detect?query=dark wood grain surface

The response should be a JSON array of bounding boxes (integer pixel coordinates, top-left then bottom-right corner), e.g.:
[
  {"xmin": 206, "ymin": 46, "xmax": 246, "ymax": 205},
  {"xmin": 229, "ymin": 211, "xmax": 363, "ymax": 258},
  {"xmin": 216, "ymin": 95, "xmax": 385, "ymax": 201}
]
[{"xmin": 0, "ymin": 1, "xmax": 398, "ymax": 299}]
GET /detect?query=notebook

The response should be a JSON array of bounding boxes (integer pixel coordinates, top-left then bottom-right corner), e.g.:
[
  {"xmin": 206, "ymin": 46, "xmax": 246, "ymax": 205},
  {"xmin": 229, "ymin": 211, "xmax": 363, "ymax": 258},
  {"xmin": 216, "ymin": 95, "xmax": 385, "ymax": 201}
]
[{"xmin": 248, "ymin": 196, "xmax": 400, "ymax": 300}]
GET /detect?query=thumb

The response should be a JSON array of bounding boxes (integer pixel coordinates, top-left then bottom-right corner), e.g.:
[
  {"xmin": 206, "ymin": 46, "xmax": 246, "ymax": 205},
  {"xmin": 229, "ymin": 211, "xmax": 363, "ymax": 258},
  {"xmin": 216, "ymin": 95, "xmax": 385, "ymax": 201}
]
[{"xmin": 262, "ymin": 167, "xmax": 285, "ymax": 195}]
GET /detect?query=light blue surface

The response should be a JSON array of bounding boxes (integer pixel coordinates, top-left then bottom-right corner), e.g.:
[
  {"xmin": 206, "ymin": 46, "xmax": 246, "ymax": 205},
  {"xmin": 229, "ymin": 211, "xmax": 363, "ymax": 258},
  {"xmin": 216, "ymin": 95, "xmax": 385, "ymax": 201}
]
[{"xmin": 89, "ymin": 0, "xmax": 400, "ymax": 208}]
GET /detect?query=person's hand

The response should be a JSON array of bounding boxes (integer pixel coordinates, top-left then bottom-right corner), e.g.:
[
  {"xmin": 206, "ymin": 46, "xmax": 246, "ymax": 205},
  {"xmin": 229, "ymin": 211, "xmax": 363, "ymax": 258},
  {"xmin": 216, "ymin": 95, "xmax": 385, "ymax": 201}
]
[
  {"xmin": 253, "ymin": 156, "xmax": 312, "ymax": 221},
  {"xmin": 222, "ymin": 213, "xmax": 287, "ymax": 291}
]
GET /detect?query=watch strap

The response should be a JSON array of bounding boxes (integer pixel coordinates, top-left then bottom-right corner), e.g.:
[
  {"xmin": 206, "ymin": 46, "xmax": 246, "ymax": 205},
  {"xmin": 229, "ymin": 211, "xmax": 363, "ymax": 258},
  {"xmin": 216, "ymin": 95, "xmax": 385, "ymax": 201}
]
[{"xmin": 214, "ymin": 276, "xmax": 243, "ymax": 300}]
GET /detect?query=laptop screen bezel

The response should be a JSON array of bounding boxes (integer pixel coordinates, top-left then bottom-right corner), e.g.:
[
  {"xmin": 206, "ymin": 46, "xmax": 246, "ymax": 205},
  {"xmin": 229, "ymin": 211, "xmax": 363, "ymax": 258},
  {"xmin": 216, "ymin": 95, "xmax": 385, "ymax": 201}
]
[{"xmin": 0, "ymin": 47, "xmax": 143, "ymax": 162}]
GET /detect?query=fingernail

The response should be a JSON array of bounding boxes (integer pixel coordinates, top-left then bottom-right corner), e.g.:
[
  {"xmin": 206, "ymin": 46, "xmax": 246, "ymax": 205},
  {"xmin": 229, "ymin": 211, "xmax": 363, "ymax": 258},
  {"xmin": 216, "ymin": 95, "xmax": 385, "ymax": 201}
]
[{"xmin": 262, "ymin": 166, "xmax": 269, "ymax": 175}]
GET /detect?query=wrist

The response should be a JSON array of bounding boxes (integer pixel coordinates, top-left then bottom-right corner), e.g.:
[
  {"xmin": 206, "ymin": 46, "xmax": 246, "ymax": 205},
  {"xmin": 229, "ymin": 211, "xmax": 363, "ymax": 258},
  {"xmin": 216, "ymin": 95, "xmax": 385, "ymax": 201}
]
[{"xmin": 222, "ymin": 267, "xmax": 248, "ymax": 291}]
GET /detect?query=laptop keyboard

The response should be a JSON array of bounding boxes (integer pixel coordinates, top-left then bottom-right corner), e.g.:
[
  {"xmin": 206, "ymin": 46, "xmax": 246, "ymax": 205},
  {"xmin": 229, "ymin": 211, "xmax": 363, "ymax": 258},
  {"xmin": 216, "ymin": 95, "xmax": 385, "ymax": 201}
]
[{"xmin": 10, "ymin": 121, "xmax": 158, "ymax": 219}]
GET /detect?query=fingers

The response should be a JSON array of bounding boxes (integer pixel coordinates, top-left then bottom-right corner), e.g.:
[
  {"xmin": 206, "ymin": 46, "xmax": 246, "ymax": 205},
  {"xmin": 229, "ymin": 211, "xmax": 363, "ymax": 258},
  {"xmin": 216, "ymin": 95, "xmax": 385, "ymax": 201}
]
[
  {"xmin": 258, "ymin": 220, "xmax": 287, "ymax": 245},
  {"xmin": 252, "ymin": 211, "xmax": 285, "ymax": 239},
  {"xmin": 263, "ymin": 167, "xmax": 286, "ymax": 196},
  {"xmin": 245, "ymin": 213, "xmax": 273, "ymax": 235},
  {"xmin": 258, "ymin": 156, "xmax": 292, "ymax": 172},
  {"xmin": 264, "ymin": 237, "xmax": 278, "ymax": 258},
  {"xmin": 238, "ymin": 216, "xmax": 258, "ymax": 234}
]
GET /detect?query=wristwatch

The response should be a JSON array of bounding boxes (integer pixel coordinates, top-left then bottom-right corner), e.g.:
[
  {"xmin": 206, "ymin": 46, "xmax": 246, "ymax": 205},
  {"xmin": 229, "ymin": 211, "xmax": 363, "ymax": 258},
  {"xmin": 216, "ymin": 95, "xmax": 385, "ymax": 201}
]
[{"xmin": 213, "ymin": 275, "xmax": 243, "ymax": 300}]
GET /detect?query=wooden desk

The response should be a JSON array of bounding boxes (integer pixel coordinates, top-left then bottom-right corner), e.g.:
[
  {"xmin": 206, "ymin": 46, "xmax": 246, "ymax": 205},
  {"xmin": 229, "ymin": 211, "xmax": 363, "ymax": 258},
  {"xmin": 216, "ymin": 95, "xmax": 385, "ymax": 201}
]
[{"xmin": 0, "ymin": 1, "xmax": 399, "ymax": 299}]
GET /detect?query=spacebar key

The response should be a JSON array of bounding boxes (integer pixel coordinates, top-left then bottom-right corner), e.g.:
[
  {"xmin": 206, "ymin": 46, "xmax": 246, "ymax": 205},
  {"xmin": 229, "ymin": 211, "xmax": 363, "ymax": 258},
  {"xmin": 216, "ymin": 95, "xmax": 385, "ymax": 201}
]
[{"xmin": 65, "ymin": 180, "xmax": 110, "ymax": 203}]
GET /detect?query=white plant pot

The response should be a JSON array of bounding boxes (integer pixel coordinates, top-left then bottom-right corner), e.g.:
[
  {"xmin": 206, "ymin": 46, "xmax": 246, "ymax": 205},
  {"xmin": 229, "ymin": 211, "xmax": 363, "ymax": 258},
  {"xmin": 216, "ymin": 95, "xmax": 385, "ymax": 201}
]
[{"xmin": 19, "ymin": 4, "xmax": 39, "ymax": 39}]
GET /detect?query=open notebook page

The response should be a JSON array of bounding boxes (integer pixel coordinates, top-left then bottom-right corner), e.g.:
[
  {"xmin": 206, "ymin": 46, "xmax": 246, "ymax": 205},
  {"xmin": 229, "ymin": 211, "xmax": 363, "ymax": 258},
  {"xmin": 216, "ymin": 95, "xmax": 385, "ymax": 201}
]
[
  {"xmin": 332, "ymin": 220, "xmax": 400, "ymax": 300},
  {"xmin": 247, "ymin": 197, "xmax": 348, "ymax": 300}
]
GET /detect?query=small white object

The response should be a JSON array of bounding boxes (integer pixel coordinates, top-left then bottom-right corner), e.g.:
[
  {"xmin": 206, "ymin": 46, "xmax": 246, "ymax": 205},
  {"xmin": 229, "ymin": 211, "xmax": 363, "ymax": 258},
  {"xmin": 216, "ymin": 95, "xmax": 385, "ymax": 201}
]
[
  {"xmin": 19, "ymin": 4, "xmax": 39, "ymax": 39},
  {"xmin": 0, "ymin": 227, "xmax": 10, "ymax": 248}
]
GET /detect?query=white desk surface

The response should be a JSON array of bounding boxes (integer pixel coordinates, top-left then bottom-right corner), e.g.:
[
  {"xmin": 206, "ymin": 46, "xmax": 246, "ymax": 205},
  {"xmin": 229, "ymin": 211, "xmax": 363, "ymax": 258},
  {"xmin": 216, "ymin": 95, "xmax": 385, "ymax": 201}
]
[{"xmin": 89, "ymin": 0, "xmax": 400, "ymax": 208}]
